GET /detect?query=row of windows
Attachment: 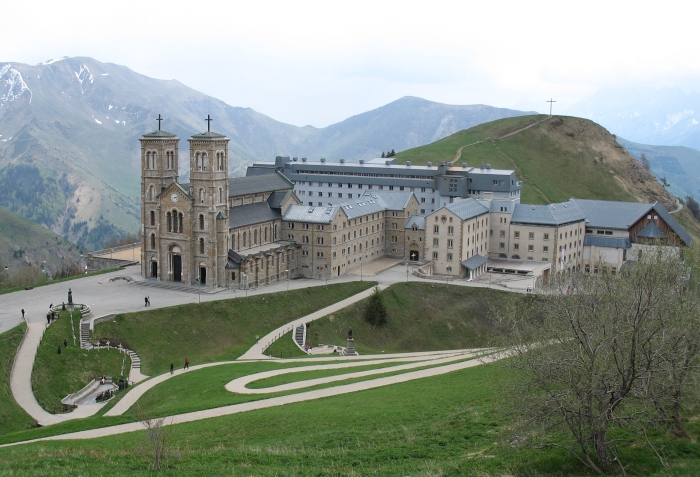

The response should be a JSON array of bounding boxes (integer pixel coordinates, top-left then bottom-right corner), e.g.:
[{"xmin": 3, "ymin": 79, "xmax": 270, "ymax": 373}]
[
  {"xmin": 193, "ymin": 151, "xmax": 226, "ymax": 172},
  {"xmin": 144, "ymin": 151, "xmax": 176, "ymax": 170}
]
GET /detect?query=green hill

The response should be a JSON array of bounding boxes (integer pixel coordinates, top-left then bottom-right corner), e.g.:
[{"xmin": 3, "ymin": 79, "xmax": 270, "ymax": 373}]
[
  {"xmin": 0, "ymin": 205, "xmax": 82, "ymax": 276},
  {"xmin": 396, "ymin": 115, "xmax": 674, "ymax": 208}
]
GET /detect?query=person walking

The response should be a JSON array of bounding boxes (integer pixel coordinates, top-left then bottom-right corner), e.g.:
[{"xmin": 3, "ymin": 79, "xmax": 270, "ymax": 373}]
[
  {"xmin": 170, "ymin": 362, "xmax": 174, "ymax": 375},
  {"xmin": 184, "ymin": 358, "xmax": 189, "ymax": 370},
  {"xmin": 144, "ymin": 297, "xmax": 148, "ymax": 307},
  {"xmin": 21, "ymin": 309, "xmax": 25, "ymax": 319}
]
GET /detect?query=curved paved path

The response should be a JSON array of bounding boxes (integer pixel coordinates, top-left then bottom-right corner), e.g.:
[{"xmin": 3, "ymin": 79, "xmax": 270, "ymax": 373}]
[
  {"xmin": 1, "ymin": 351, "xmax": 500, "ymax": 448},
  {"xmin": 10, "ymin": 323, "xmax": 105, "ymax": 426},
  {"xmin": 238, "ymin": 284, "xmax": 385, "ymax": 360}
]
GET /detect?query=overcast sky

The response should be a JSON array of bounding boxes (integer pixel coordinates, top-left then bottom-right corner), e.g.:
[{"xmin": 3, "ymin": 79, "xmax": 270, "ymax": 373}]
[{"xmin": 3, "ymin": 0, "xmax": 698, "ymax": 127}]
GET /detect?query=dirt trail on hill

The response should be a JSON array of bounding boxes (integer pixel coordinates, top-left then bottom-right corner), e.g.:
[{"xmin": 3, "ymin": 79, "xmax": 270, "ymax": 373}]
[{"xmin": 452, "ymin": 117, "xmax": 551, "ymax": 163}]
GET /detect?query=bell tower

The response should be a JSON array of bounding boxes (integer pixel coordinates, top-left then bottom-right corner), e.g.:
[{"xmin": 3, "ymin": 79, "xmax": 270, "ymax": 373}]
[
  {"xmin": 140, "ymin": 114, "xmax": 179, "ymax": 280},
  {"xmin": 188, "ymin": 115, "xmax": 230, "ymax": 287}
]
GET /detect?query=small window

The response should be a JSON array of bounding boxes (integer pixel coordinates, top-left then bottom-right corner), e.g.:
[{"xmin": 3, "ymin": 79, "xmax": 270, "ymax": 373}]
[
  {"xmin": 500, "ymin": 230, "xmax": 505, "ymax": 238},
  {"xmin": 514, "ymin": 231, "xmax": 520, "ymax": 239},
  {"xmin": 544, "ymin": 233, "xmax": 549, "ymax": 240},
  {"xmin": 433, "ymin": 252, "xmax": 439, "ymax": 260},
  {"xmin": 529, "ymin": 232, "xmax": 534, "ymax": 240}
]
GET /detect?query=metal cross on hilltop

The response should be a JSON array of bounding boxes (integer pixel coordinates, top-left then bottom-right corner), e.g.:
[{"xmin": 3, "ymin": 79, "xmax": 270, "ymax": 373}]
[
  {"xmin": 205, "ymin": 114, "xmax": 212, "ymax": 132},
  {"xmin": 546, "ymin": 98, "xmax": 556, "ymax": 116},
  {"xmin": 156, "ymin": 114, "xmax": 163, "ymax": 130}
]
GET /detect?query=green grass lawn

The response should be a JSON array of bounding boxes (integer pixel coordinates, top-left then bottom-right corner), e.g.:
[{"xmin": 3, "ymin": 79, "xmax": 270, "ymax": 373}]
[
  {"xmin": 95, "ymin": 281, "xmax": 376, "ymax": 375},
  {"xmin": 32, "ymin": 311, "xmax": 125, "ymax": 413},
  {"xmin": 306, "ymin": 282, "xmax": 510, "ymax": 354},
  {"xmin": 1, "ymin": 363, "xmax": 698, "ymax": 476},
  {"xmin": 263, "ymin": 330, "xmax": 308, "ymax": 358},
  {"xmin": 0, "ymin": 324, "xmax": 37, "ymax": 435}
]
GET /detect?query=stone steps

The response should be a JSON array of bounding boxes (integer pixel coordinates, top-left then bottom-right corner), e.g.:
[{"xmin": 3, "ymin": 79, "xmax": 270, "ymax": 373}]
[
  {"xmin": 131, "ymin": 279, "xmax": 225, "ymax": 294},
  {"xmin": 294, "ymin": 325, "xmax": 305, "ymax": 347}
]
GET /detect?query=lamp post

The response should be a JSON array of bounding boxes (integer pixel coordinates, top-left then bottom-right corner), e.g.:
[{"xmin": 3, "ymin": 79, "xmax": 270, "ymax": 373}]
[{"xmin": 195, "ymin": 277, "xmax": 201, "ymax": 304}]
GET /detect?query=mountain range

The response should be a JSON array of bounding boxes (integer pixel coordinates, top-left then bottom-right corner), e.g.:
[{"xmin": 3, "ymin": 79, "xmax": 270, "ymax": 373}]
[
  {"xmin": 566, "ymin": 86, "xmax": 700, "ymax": 150},
  {"xmin": 0, "ymin": 57, "xmax": 531, "ymax": 249}
]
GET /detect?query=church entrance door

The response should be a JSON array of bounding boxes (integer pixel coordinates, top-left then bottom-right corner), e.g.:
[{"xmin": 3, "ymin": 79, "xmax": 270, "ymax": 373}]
[
  {"xmin": 409, "ymin": 250, "xmax": 419, "ymax": 261},
  {"xmin": 173, "ymin": 255, "xmax": 182, "ymax": 282},
  {"xmin": 200, "ymin": 267, "xmax": 207, "ymax": 285},
  {"xmin": 151, "ymin": 261, "xmax": 158, "ymax": 279}
]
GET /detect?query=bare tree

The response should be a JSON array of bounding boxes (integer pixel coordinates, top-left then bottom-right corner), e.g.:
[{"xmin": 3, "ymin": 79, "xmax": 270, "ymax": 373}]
[
  {"xmin": 640, "ymin": 153, "xmax": 652, "ymax": 171},
  {"xmin": 493, "ymin": 251, "xmax": 700, "ymax": 474},
  {"xmin": 138, "ymin": 407, "xmax": 172, "ymax": 470}
]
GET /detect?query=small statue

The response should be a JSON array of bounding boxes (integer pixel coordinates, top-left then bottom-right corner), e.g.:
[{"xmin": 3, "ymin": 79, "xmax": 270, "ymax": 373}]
[
  {"xmin": 57, "ymin": 344, "xmax": 62, "ymax": 355},
  {"xmin": 67, "ymin": 288, "xmax": 73, "ymax": 305},
  {"xmin": 348, "ymin": 327, "xmax": 353, "ymax": 339}
]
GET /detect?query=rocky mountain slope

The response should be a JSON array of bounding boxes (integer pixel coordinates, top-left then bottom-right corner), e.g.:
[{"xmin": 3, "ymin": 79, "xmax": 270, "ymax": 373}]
[
  {"xmin": 0, "ymin": 57, "xmax": 530, "ymax": 249},
  {"xmin": 0, "ymin": 206, "xmax": 82, "ymax": 275}
]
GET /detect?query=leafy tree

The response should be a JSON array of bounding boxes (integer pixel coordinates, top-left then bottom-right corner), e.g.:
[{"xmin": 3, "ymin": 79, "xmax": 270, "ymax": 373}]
[
  {"xmin": 389, "ymin": 149, "xmax": 396, "ymax": 157},
  {"xmin": 686, "ymin": 195, "xmax": 700, "ymax": 220},
  {"xmin": 493, "ymin": 252, "xmax": 700, "ymax": 474},
  {"xmin": 381, "ymin": 152, "xmax": 385, "ymax": 158},
  {"xmin": 364, "ymin": 286, "xmax": 387, "ymax": 328}
]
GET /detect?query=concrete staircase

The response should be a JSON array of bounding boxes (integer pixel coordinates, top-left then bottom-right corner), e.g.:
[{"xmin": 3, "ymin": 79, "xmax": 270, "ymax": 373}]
[
  {"xmin": 80, "ymin": 318, "xmax": 143, "ymax": 380},
  {"xmin": 294, "ymin": 324, "xmax": 305, "ymax": 348},
  {"xmin": 131, "ymin": 279, "xmax": 225, "ymax": 294}
]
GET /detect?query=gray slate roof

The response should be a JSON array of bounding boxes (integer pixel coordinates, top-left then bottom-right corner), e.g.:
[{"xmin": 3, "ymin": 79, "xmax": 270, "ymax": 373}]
[
  {"xmin": 228, "ymin": 202, "xmax": 281, "ymax": 229},
  {"xmin": 283, "ymin": 204, "xmax": 342, "ymax": 224},
  {"xmin": 190, "ymin": 131, "xmax": 227, "ymax": 139},
  {"xmin": 583, "ymin": 236, "xmax": 632, "ymax": 249},
  {"xmin": 267, "ymin": 191, "xmax": 290, "ymax": 209},
  {"xmin": 569, "ymin": 199, "xmax": 652, "ymax": 229},
  {"xmin": 462, "ymin": 254, "xmax": 488, "ymax": 270},
  {"xmin": 360, "ymin": 190, "xmax": 415, "ymax": 210},
  {"xmin": 142, "ymin": 130, "xmax": 177, "ymax": 138},
  {"xmin": 444, "ymin": 198, "xmax": 490, "ymax": 220},
  {"xmin": 511, "ymin": 201, "xmax": 586, "ymax": 226},
  {"xmin": 405, "ymin": 215, "xmax": 425, "ymax": 230},
  {"xmin": 229, "ymin": 172, "xmax": 293, "ymax": 197},
  {"xmin": 637, "ymin": 222, "xmax": 667, "ymax": 239}
]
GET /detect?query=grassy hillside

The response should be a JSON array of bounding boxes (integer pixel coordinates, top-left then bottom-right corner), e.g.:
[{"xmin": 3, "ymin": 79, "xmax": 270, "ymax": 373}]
[
  {"xmin": 396, "ymin": 115, "xmax": 675, "ymax": 209},
  {"xmin": 95, "ymin": 281, "xmax": 376, "ymax": 375},
  {"xmin": 0, "ymin": 205, "xmax": 83, "ymax": 275},
  {"xmin": 307, "ymin": 283, "xmax": 509, "ymax": 354},
  {"xmin": 0, "ymin": 324, "xmax": 36, "ymax": 435}
]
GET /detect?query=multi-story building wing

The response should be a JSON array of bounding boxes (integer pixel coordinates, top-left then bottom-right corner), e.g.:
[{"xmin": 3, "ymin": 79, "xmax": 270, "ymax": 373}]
[
  {"xmin": 247, "ymin": 156, "xmax": 522, "ymax": 215},
  {"xmin": 509, "ymin": 201, "xmax": 586, "ymax": 271}
]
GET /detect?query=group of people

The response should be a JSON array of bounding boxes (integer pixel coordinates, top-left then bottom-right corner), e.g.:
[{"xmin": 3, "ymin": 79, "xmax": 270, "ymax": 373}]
[
  {"xmin": 144, "ymin": 296, "xmax": 151, "ymax": 306},
  {"xmin": 170, "ymin": 358, "xmax": 190, "ymax": 374}
]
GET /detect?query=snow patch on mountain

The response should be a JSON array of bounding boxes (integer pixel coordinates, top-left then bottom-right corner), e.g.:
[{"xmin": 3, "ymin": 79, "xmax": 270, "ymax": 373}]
[
  {"xmin": 37, "ymin": 57, "xmax": 67, "ymax": 66},
  {"xmin": 74, "ymin": 64, "xmax": 94, "ymax": 94},
  {"xmin": 0, "ymin": 64, "xmax": 32, "ymax": 108},
  {"xmin": 662, "ymin": 110, "xmax": 694, "ymax": 131}
]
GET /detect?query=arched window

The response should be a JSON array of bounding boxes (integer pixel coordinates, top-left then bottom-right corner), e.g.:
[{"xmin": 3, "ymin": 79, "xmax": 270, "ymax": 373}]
[
  {"xmin": 178, "ymin": 213, "xmax": 183, "ymax": 233},
  {"xmin": 231, "ymin": 271, "xmax": 236, "ymax": 280},
  {"xmin": 254, "ymin": 230, "xmax": 258, "ymax": 245},
  {"xmin": 219, "ymin": 187, "xmax": 223, "ymax": 203},
  {"xmin": 149, "ymin": 185, "xmax": 155, "ymax": 200},
  {"xmin": 231, "ymin": 234, "xmax": 235, "ymax": 250},
  {"xmin": 264, "ymin": 227, "xmax": 268, "ymax": 242},
  {"xmin": 200, "ymin": 238, "xmax": 205, "ymax": 254},
  {"xmin": 199, "ymin": 214, "xmax": 204, "ymax": 230},
  {"xmin": 199, "ymin": 188, "xmax": 205, "ymax": 204},
  {"xmin": 150, "ymin": 233, "xmax": 155, "ymax": 249},
  {"xmin": 243, "ymin": 231, "xmax": 247, "ymax": 247},
  {"xmin": 150, "ymin": 211, "xmax": 155, "ymax": 226},
  {"xmin": 274, "ymin": 224, "xmax": 277, "ymax": 240},
  {"xmin": 166, "ymin": 212, "xmax": 172, "ymax": 232},
  {"xmin": 146, "ymin": 152, "xmax": 151, "ymax": 169},
  {"xmin": 196, "ymin": 152, "xmax": 202, "ymax": 171},
  {"xmin": 151, "ymin": 152, "xmax": 157, "ymax": 169},
  {"xmin": 202, "ymin": 153, "xmax": 208, "ymax": 171}
]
